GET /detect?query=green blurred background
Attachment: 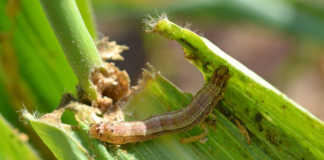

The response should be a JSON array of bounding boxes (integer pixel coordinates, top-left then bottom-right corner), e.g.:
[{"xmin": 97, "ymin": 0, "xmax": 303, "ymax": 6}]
[{"xmin": 1, "ymin": 0, "xmax": 324, "ymax": 159}]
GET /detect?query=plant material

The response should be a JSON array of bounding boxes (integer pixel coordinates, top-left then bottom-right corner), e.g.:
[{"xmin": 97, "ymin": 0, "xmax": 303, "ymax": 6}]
[
  {"xmin": 146, "ymin": 16, "xmax": 324, "ymax": 159},
  {"xmin": 39, "ymin": 0, "xmax": 103, "ymax": 100},
  {"xmin": 89, "ymin": 66, "xmax": 229, "ymax": 144},
  {"xmin": 0, "ymin": 115, "xmax": 40, "ymax": 160}
]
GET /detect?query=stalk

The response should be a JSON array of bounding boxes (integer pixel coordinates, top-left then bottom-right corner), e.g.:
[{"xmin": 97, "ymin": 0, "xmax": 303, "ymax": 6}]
[{"xmin": 39, "ymin": 0, "xmax": 103, "ymax": 100}]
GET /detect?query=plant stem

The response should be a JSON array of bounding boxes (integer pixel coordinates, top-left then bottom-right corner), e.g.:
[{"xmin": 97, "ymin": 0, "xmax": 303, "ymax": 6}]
[
  {"xmin": 39, "ymin": 0, "xmax": 103, "ymax": 100},
  {"xmin": 75, "ymin": 0, "xmax": 97, "ymax": 39}
]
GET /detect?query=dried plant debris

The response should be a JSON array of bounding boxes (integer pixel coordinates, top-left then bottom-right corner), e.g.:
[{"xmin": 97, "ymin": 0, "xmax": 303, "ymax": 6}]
[
  {"xmin": 91, "ymin": 62, "xmax": 131, "ymax": 112},
  {"xmin": 86, "ymin": 37, "xmax": 132, "ymax": 112},
  {"xmin": 28, "ymin": 102, "xmax": 102, "ymax": 126},
  {"xmin": 96, "ymin": 37, "xmax": 128, "ymax": 61},
  {"xmin": 41, "ymin": 66, "xmax": 156, "ymax": 130},
  {"xmin": 131, "ymin": 64, "xmax": 158, "ymax": 94},
  {"xmin": 36, "ymin": 36, "xmax": 162, "ymax": 144}
]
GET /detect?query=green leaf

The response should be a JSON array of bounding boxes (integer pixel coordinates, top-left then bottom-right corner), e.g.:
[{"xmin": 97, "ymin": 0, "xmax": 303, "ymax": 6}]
[
  {"xmin": 117, "ymin": 71, "xmax": 273, "ymax": 160},
  {"xmin": 0, "ymin": 0, "xmax": 98, "ymax": 158},
  {"xmin": 26, "ymin": 17, "xmax": 324, "ymax": 160},
  {"xmin": 23, "ymin": 108, "xmax": 113, "ymax": 160},
  {"xmin": 149, "ymin": 18, "xmax": 324, "ymax": 159},
  {"xmin": 25, "ymin": 70, "xmax": 273, "ymax": 160},
  {"xmin": 4, "ymin": 0, "xmax": 323, "ymax": 158},
  {"xmin": 0, "ymin": 114, "xmax": 40, "ymax": 160},
  {"xmin": 76, "ymin": 0, "xmax": 97, "ymax": 39},
  {"xmin": 0, "ymin": 0, "xmax": 97, "ymax": 121}
]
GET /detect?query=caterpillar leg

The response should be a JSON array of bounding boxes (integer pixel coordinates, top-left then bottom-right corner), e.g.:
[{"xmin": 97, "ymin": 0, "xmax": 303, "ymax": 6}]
[
  {"xmin": 234, "ymin": 119, "xmax": 251, "ymax": 144},
  {"xmin": 180, "ymin": 123, "xmax": 209, "ymax": 144}
]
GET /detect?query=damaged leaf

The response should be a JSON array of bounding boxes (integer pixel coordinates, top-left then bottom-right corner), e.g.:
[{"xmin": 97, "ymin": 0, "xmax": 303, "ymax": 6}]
[{"xmin": 25, "ymin": 16, "xmax": 324, "ymax": 160}]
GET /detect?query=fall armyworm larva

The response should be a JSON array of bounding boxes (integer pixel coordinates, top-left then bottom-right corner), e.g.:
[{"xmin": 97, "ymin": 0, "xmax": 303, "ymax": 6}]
[{"xmin": 90, "ymin": 66, "xmax": 230, "ymax": 144}]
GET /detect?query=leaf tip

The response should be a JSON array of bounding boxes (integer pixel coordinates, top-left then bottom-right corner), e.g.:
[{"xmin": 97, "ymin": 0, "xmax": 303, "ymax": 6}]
[{"xmin": 143, "ymin": 13, "xmax": 169, "ymax": 32}]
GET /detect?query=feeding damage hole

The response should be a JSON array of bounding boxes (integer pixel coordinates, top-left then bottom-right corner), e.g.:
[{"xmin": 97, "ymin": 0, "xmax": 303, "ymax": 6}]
[
  {"xmin": 56, "ymin": 37, "xmax": 153, "ymax": 127},
  {"xmin": 86, "ymin": 37, "xmax": 134, "ymax": 113},
  {"xmin": 90, "ymin": 62, "xmax": 131, "ymax": 112}
]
